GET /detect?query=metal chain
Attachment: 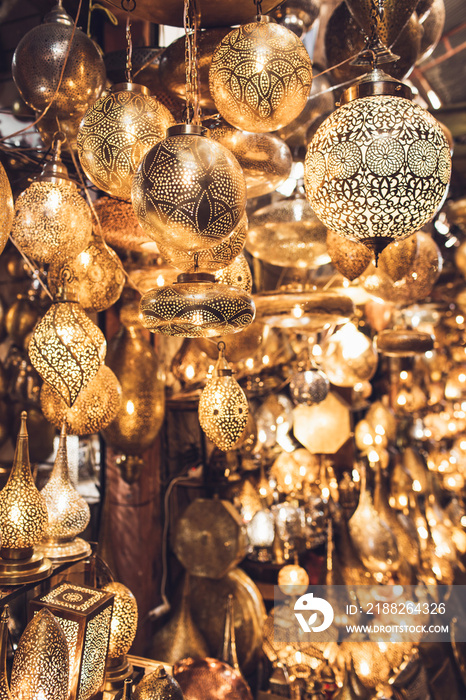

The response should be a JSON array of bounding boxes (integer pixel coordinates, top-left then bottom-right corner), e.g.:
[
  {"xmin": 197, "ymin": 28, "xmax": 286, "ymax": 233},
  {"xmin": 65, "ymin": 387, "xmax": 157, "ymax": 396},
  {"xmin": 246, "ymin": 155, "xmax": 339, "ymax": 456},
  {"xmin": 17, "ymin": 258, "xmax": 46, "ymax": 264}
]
[
  {"xmin": 183, "ymin": 0, "xmax": 201, "ymax": 125},
  {"xmin": 125, "ymin": 14, "xmax": 133, "ymax": 82},
  {"xmin": 254, "ymin": 0, "xmax": 263, "ymax": 17}
]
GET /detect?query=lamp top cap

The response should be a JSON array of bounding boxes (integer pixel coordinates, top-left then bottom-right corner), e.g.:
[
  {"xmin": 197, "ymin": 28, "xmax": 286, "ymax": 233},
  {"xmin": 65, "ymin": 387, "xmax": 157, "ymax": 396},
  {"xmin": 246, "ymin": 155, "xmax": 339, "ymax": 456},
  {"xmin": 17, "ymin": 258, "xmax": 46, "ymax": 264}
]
[{"xmin": 340, "ymin": 68, "xmax": 412, "ymax": 105}]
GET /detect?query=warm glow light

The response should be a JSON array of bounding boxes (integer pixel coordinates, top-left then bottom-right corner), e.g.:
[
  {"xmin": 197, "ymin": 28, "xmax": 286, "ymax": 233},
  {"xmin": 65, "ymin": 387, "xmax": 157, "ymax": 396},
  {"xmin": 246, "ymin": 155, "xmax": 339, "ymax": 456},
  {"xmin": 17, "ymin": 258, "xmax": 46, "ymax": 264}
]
[{"xmin": 126, "ymin": 400, "xmax": 135, "ymax": 415}]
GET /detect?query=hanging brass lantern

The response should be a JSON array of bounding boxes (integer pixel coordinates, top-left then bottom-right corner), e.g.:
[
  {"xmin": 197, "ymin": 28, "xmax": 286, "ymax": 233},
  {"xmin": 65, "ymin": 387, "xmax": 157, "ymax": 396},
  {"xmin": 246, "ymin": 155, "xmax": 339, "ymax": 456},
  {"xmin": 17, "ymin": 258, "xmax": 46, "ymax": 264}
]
[
  {"xmin": 0, "ymin": 163, "xmax": 13, "ymax": 257},
  {"xmin": 198, "ymin": 343, "xmax": 249, "ymax": 451},
  {"xmin": 28, "ymin": 288, "xmax": 106, "ymax": 407}
]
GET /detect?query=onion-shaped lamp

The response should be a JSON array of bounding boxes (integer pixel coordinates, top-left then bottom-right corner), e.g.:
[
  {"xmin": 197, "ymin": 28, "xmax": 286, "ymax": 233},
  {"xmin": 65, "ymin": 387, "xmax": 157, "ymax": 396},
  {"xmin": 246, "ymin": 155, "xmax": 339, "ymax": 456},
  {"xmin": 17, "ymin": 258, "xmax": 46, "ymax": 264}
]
[
  {"xmin": 28, "ymin": 285, "xmax": 106, "ymax": 407},
  {"xmin": 48, "ymin": 234, "xmax": 126, "ymax": 313},
  {"xmin": 209, "ymin": 17, "xmax": 312, "ymax": 133},
  {"xmin": 102, "ymin": 582, "xmax": 138, "ymax": 689},
  {"xmin": 40, "ymin": 365, "xmax": 122, "ymax": 436},
  {"xmin": 304, "ymin": 68, "xmax": 451, "ymax": 258},
  {"xmin": 289, "ymin": 368, "xmax": 329, "ymax": 405},
  {"xmin": 10, "ymin": 608, "xmax": 69, "ymax": 700},
  {"xmin": 198, "ymin": 342, "xmax": 249, "ymax": 451},
  {"xmin": 0, "ymin": 412, "xmax": 52, "ymax": 584},
  {"xmin": 77, "ymin": 83, "xmax": 174, "ymax": 201},
  {"xmin": 133, "ymin": 666, "xmax": 184, "ymax": 700},
  {"xmin": 139, "ymin": 272, "xmax": 255, "ymax": 338},
  {"xmin": 12, "ymin": 1, "xmax": 105, "ymax": 121},
  {"xmin": 11, "ymin": 137, "xmax": 92, "ymax": 265},
  {"xmin": 132, "ymin": 123, "xmax": 247, "ymax": 252},
  {"xmin": 0, "ymin": 163, "xmax": 13, "ymax": 258},
  {"xmin": 38, "ymin": 423, "xmax": 91, "ymax": 562}
]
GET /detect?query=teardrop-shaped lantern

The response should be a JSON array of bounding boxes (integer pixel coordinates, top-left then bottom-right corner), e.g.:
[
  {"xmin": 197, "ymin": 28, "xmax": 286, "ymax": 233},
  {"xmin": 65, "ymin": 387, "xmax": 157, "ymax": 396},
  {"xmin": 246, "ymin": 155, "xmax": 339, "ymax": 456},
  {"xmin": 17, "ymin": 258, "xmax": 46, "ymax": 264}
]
[
  {"xmin": 198, "ymin": 343, "xmax": 249, "ymax": 451},
  {"xmin": 103, "ymin": 582, "xmax": 138, "ymax": 688},
  {"xmin": 133, "ymin": 666, "xmax": 185, "ymax": 700},
  {"xmin": 139, "ymin": 272, "xmax": 255, "ymax": 338},
  {"xmin": 28, "ymin": 287, "xmax": 106, "ymax": 407},
  {"xmin": 38, "ymin": 424, "xmax": 91, "ymax": 562},
  {"xmin": 40, "ymin": 364, "xmax": 122, "ymax": 436},
  {"xmin": 0, "ymin": 412, "xmax": 51, "ymax": 584},
  {"xmin": 10, "ymin": 608, "xmax": 69, "ymax": 700},
  {"xmin": 101, "ymin": 320, "xmax": 165, "ymax": 459}
]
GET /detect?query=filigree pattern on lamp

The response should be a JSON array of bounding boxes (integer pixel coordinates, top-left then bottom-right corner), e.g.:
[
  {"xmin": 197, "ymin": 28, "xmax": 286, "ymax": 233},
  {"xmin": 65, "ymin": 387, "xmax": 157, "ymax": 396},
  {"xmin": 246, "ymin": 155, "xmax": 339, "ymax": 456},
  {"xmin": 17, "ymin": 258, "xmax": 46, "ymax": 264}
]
[
  {"xmin": 77, "ymin": 85, "xmax": 174, "ymax": 201},
  {"xmin": 93, "ymin": 197, "xmax": 158, "ymax": 252},
  {"xmin": 28, "ymin": 301, "xmax": 106, "ymax": 407},
  {"xmin": 140, "ymin": 278, "xmax": 255, "ymax": 338},
  {"xmin": 157, "ymin": 214, "xmax": 248, "ymax": 273},
  {"xmin": 209, "ymin": 20, "xmax": 312, "ymax": 133},
  {"xmin": 11, "ymin": 180, "xmax": 92, "ymax": 265},
  {"xmin": 304, "ymin": 95, "xmax": 451, "ymax": 250},
  {"xmin": 0, "ymin": 163, "xmax": 13, "ymax": 256},
  {"xmin": 103, "ymin": 582, "xmax": 138, "ymax": 658},
  {"xmin": 40, "ymin": 365, "xmax": 122, "ymax": 436},
  {"xmin": 132, "ymin": 132, "xmax": 246, "ymax": 251},
  {"xmin": 214, "ymin": 254, "xmax": 252, "ymax": 292},
  {"xmin": 10, "ymin": 609, "xmax": 69, "ymax": 700}
]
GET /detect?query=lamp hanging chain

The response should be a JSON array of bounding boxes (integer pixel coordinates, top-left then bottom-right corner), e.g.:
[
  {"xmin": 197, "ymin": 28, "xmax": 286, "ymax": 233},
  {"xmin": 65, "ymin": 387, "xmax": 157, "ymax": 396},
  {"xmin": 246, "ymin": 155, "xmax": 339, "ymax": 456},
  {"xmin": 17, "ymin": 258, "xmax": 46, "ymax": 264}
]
[
  {"xmin": 183, "ymin": 0, "xmax": 201, "ymax": 125},
  {"xmin": 125, "ymin": 14, "xmax": 133, "ymax": 83},
  {"xmin": 254, "ymin": 0, "xmax": 263, "ymax": 18}
]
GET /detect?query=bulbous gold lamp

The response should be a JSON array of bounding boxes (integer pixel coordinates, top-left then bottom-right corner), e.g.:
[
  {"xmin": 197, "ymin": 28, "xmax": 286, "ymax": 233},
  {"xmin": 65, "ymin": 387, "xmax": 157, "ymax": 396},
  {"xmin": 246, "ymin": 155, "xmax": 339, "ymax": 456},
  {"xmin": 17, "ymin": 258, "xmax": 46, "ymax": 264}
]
[
  {"xmin": 28, "ymin": 287, "xmax": 106, "ymax": 408},
  {"xmin": 11, "ymin": 138, "xmax": 92, "ymax": 265},
  {"xmin": 0, "ymin": 163, "xmax": 13, "ymax": 258},
  {"xmin": 38, "ymin": 423, "xmax": 91, "ymax": 562},
  {"xmin": 103, "ymin": 582, "xmax": 138, "ymax": 688},
  {"xmin": 10, "ymin": 608, "xmax": 69, "ymax": 700},
  {"xmin": 209, "ymin": 18, "xmax": 312, "ymax": 133},
  {"xmin": 77, "ymin": 83, "xmax": 174, "ymax": 201},
  {"xmin": 0, "ymin": 412, "xmax": 52, "ymax": 584},
  {"xmin": 132, "ymin": 123, "xmax": 247, "ymax": 252},
  {"xmin": 198, "ymin": 343, "xmax": 249, "ymax": 451},
  {"xmin": 304, "ymin": 68, "xmax": 451, "ymax": 257},
  {"xmin": 40, "ymin": 365, "xmax": 122, "ymax": 436}
]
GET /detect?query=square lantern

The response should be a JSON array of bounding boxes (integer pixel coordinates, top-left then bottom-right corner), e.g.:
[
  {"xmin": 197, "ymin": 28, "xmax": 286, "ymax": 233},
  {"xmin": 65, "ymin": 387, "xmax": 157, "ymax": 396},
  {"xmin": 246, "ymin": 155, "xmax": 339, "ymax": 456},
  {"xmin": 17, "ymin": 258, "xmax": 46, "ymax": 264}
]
[{"xmin": 30, "ymin": 581, "xmax": 114, "ymax": 700}]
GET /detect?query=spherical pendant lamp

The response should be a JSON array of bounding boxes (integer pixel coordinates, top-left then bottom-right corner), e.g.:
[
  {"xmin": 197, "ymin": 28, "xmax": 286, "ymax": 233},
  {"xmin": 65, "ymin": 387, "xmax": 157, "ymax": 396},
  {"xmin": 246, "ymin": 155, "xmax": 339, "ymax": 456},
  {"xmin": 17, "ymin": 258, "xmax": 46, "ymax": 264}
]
[
  {"xmin": 12, "ymin": 2, "xmax": 105, "ymax": 121},
  {"xmin": 198, "ymin": 343, "xmax": 249, "ymax": 451},
  {"xmin": 132, "ymin": 123, "xmax": 247, "ymax": 252},
  {"xmin": 209, "ymin": 17, "xmax": 312, "ymax": 133},
  {"xmin": 304, "ymin": 69, "xmax": 451, "ymax": 257},
  {"xmin": 139, "ymin": 272, "xmax": 255, "ymax": 338},
  {"xmin": 0, "ymin": 163, "xmax": 13, "ymax": 257},
  {"xmin": 11, "ymin": 140, "xmax": 92, "ymax": 265},
  {"xmin": 214, "ymin": 254, "xmax": 252, "ymax": 292},
  {"xmin": 77, "ymin": 83, "xmax": 174, "ymax": 201}
]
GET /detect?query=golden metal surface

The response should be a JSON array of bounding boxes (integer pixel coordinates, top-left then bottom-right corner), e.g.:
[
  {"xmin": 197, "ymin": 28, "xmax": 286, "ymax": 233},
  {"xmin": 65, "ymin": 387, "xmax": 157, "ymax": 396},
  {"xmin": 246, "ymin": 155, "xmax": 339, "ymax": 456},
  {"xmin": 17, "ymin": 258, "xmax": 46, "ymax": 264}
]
[
  {"xmin": 254, "ymin": 290, "xmax": 353, "ymax": 329},
  {"xmin": 376, "ymin": 329, "xmax": 434, "ymax": 356},
  {"xmin": 174, "ymin": 657, "xmax": 253, "ymax": 700}
]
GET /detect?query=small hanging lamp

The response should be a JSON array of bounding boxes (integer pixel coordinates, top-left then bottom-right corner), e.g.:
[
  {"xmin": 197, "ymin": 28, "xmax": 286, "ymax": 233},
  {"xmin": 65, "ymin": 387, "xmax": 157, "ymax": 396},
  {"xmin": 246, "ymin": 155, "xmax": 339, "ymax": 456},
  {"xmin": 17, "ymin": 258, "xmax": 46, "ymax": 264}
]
[{"xmin": 198, "ymin": 342, "xmax": 249, "ymax": 451}]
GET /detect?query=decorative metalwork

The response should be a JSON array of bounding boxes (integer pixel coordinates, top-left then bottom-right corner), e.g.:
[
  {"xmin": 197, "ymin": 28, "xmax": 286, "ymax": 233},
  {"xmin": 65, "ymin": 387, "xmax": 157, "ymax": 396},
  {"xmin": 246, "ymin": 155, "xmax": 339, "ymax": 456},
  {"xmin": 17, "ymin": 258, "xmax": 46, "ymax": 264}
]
[
  {"xmin": 305, "ymin": 84, "xmax": 451, "ymax": 255},
  {"xmin": 139, "ymin": 273, "xmax": 255, "ymax": 338},
  {"xmin": 214, "ymin": 254, "xmax": 252, "ymax": 292},
  {"xmin": 28, "ymin": 298, "xmax": 107, "ymax": 408},
  {"xmin": 376, "ymin": 329, "xmax": 434, "ymax": 356},
  {"xmin": 77, "ymin": 84, "xmax": 174, "ymax": 201},
  {"xmin": 0, "ymin": 412, "xmax": 52, "ymax": 583},
  {"xmin": 254, "ymin": 290, "xmax": 353, "ymax": 330},
  {"xmin": 418, "ymin": 0, "xmax": 445, "ymax": 63},
  {"xmin": 198, "ymin": 343, "xmax": 249, "ymax": 451},
  {"xmin": 289, "ymin": 369, "xmax": 329, "ymax": 405},
  {"xmin": 0, "ymin": 607, "xmax": 11, "ymax": 700},
  {"xmin": 12, "ymin": 2, "xmax": 105, "ymax": 120},
  {"xmin": 104, "ymin": 582, "xmax": 138, "ymax": 659},
  {"xmin": 246, "ymin": 193, "xmax": 329, "ymax": 268},
  {"xmin": 30, "ymin": 582, "xmax": 114, "ymax": 700},
  {"xmin": 40, "ymin": 365, "xmax": 122, "ymax": 436},
  {"xmin": 208, "ymin": 119, "xmax": 292, "ymax": 198},
  {"xmin": 93, "ymin": 197, "xmax": 159, "ymax": 252},
  {"xmin": 11, "ymin": 142, "xmax": 92, "ymax": 265},
  {"xmin": 277, "ymin": 564, "xmax": 309, "ymax": 595},
  {"xmin": 209, "ymin": 18, "xmax": 313, "ymax": 133},
  {"xmin": 48, "ymin": 235, "xmax": 126, "ymax": 312},
  {"xmin": 101, "ymin": 322, "xmax": 165, "ymax": 457},
  {"xmin": 174, "ymin": 657, "xmax": 253, "ymax": 700},
  {"xmin": 157, "ymin": 214, "xmax": 248, "ymax": 274},
  {"xmin": 133, "ymin": 666, "xmax": 184, "ymax": 700},
  {"xmin": 326, "ymin": 229, "xmax": 372, "ymax": 281},
  {"xmin": 10, "ymin": 609, "xmax": 69, "ymax": 700},
  {"xmin": 39, "ymin": 424, "xmax": 91, "ymax": 561},
  {"xmin": 272, "ymin": 0, "xmax": 320, "ymax": 37},
  {"xmin": 345, "ymin": 0, "xmax": 420, "ymax": 51},
  {"xmin": 132, "ymin": 125, "xmax": 247, "ymax": 252},
  {"xmin": 0, "ymin": 163, "xmax": 13, "ymax": 257}
]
